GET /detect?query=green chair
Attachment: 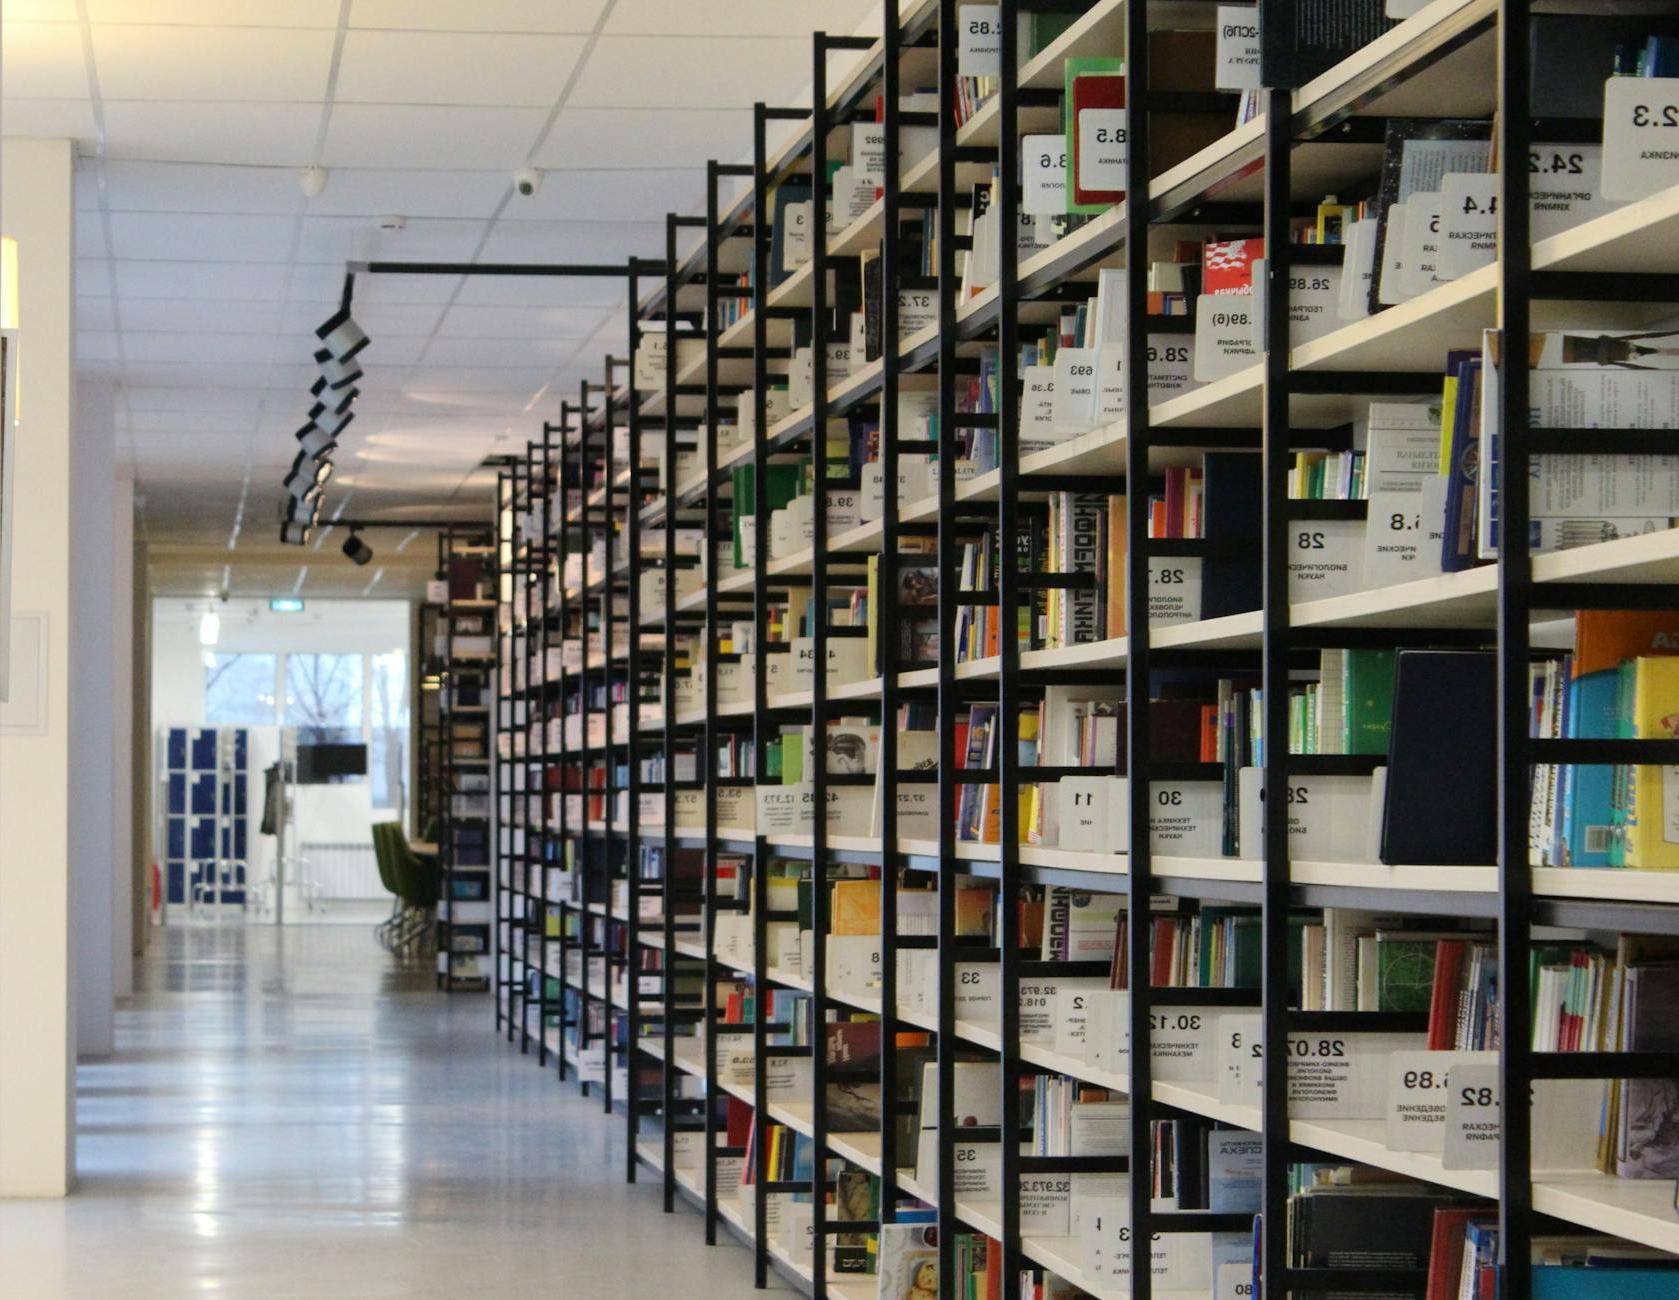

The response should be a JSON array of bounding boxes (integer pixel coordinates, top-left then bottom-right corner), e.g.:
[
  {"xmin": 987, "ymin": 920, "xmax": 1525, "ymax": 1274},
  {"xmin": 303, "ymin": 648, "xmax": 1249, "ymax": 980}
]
[{"xmin": 370, "ymin": 823, "xmax": 404, "ymax": 950}]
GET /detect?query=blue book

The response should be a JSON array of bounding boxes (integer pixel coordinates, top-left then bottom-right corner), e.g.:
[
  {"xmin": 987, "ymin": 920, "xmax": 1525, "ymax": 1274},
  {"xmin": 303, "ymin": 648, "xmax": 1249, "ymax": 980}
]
[
  {"xmin": 1563, "ymin": 670, "xmax": 1621, "ymax": 866},
  {"xmin": 1535, "ymin": 1266, "xmax": 1679, "ymax": 1298}
]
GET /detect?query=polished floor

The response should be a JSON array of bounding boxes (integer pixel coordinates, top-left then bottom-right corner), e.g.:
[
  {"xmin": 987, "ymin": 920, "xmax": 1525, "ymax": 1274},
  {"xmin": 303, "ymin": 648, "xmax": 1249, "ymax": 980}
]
[{"xmin": 0, "ymin": 925, "xmax": 786, "ymax": 1298}]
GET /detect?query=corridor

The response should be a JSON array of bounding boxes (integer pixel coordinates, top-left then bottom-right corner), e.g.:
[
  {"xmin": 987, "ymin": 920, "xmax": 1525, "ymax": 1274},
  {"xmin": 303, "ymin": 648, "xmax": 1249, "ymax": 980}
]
[{"xmin": 0, "ymin": 926, "xmax": 783, "ymax": 1299}]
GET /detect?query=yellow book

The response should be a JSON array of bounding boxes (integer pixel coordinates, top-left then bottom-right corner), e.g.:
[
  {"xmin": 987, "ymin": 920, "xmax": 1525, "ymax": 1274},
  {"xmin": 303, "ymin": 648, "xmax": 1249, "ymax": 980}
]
[
  {"xmin": 1626, "ymin": 656, "xmax": 1679, "ymax": 868},
  {"xmin": 1437, "ymin": 374, "xmax": 1459, "ymax": 478},
  {"xmin": 831, "ymin": 878, "xmax": 882, "ymax": 935}
]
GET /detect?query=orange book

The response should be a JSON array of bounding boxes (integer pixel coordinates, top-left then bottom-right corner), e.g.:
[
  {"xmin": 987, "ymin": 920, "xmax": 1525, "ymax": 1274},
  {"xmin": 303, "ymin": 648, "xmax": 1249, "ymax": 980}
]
[
  {"xmin": 831, "ymin": 879, "xmax": 881, "ymax": 935},
  {"xmin": 1574, "ymin": 609, "xmax": 1679, "ymax": 678}
]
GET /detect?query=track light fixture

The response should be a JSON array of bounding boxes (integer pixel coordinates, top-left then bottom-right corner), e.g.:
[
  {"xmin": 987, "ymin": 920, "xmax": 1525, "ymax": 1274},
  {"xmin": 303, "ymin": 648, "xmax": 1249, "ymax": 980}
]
[
  {"xmin": 314, "ymin": 348, "xmax": 362, "ymax": 392},
  {"xmin": 283, "ymin": 451, "xmax": 332, "ymax": 500},
  {"xmin": 295, "ymin": 421, "xmax": 338, "ymax": 460},
  {"xmin": 307, "ymin": 389, "xmax": 357, "ymax": 438},
  {"xmin": 341, "ymin": 529, "xmax": 373, "ymax": 566},
  {"xmin": 315, "ymin": 306, "xmax": 370, "ymax": 363}
]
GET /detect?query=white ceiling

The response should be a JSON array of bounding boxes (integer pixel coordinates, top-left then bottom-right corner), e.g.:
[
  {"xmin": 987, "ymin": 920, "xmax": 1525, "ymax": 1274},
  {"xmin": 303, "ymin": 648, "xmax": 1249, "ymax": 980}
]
[{"xmin": 1, "ymin": 0, "xmax": 878, "ymax": 593}]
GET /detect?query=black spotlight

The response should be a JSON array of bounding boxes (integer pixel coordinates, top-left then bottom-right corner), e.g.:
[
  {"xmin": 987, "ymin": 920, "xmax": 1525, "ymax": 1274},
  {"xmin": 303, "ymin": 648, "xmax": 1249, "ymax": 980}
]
[{"xmin": 342, "ymin": 530, "xmax": 373, "ymax": 566}]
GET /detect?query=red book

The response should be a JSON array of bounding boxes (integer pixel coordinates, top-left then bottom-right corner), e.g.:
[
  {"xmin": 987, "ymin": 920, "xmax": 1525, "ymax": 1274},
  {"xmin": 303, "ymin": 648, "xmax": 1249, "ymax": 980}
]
[
  {"xmin": 725, "ymin": 1096, "xmax": 753, "ymax": 1148},
  {"xmin": 1069, "ymin": 71, "xmax": 1126, "ymax": 207},
  {"xmin": 1426, "ymin": 939, "xmax": 1467, "ymax": 1050},
  {"xmin": 1202, "ymin": 237, "xmax": 1264, "ymax": 296},
  {"xmin": 1200, "ymin": 704, "xmax": 1219, "ymax": 762},
  {"xmin": 1164, "ymin": 466, "xmax": 1187, "ymax": 538},
  {"xmin": 1150, "ymin": 917, "xmax": 1176, "ymax": 987},
  {"xmin": 1424, "ymin": 1206, "xmax": 1490, "ymax": 1300}
]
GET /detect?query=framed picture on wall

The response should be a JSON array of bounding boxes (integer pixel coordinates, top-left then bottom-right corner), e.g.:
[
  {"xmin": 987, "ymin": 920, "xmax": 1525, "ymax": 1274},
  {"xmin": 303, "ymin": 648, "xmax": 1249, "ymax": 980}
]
[{"xmin": 0, "ymin": 330, "xmax": 17, "ymax": 701}]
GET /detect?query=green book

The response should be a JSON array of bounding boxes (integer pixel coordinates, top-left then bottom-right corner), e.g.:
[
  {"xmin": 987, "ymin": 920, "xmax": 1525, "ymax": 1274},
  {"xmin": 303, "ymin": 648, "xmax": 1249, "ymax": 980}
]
[
  {"xmin": 1375, "ymin": 935, "xmax": 1439, "ymax": 1012},
  {"xmin": 730, "ymin": 462, "xmax": 802, "ymax": 568},
  {"xmin": 1341, "ymin": 647, "xmax": 1397, "ymax": 755}
]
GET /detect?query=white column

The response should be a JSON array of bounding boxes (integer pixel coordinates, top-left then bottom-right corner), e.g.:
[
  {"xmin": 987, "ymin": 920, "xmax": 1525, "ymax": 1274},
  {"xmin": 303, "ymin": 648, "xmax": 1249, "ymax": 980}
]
[
  {"xmin": 71, "ymin": 381, "xmax": 116, "ymax": 1059},
  {"xmin": 0, "ymin": 137, "xmax": 78, "ymax": 1195}
]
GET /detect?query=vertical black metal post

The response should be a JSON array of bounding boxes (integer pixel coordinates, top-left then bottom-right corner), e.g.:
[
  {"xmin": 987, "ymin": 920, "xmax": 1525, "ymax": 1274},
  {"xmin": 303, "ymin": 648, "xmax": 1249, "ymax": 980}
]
[
  {"xmin": 996, "ymin": 2, "xmax": 1024, "ymax": 1286},
  {"xmin": 702, "ymin": 159, "xmax": 723, "ymax": 1247},
  {"xmin": 1259, "ymin": 85, "xmax": 1293, "ymax": 1298},
  {"xmin": 809, "ymin": 35, "xmax": 832, "ymax": 1297},
  {"xmin": 934, "ymin": 0, "xmax": 959, "ymax": 1289},
  {"xmin": 626, "ymin": 269, "xmax": 645, "ymax": 1180},
  {"xmin": 661, "ymin": 214, "xmax": 682, "ymax": 1213},
  {"xmin": 1122, "ymin": 0, "xmax": 1156, "ymax": 1289},
  {"xmin": 1496, "ymin": 0, "xmax": 1535, "ymax": 1291},
  {"xmin": 555, "ymin": 406, "xmax": 572, "ymax": 1087}
]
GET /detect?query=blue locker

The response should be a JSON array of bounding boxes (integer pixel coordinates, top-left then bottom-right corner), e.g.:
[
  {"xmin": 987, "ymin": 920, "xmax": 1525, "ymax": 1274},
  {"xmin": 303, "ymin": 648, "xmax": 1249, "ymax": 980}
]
[
  {"xmin": 166, "ymin": 861, "xmax": 185, "ymax": 904},
  {"xmin": 166, "ymin": 817, "xmax": 185, "ymax": 859},
  {"xmin": 189, "ymin": 818, "xmax": 216, "ymax": 860},
  {"xmin": 167, "ymin": 728, "xmax": 187, "ymax": 770},
  {"xmin": 167, "ymin": 772, "xmax": 186, "ymax": 814},
  {"xmin": 190, "ymin": 773, "xmax": 216, "ymax": 815},
  {"xmin": 190, "ymin": 729, "xmax": 216, "ymax": 770}
]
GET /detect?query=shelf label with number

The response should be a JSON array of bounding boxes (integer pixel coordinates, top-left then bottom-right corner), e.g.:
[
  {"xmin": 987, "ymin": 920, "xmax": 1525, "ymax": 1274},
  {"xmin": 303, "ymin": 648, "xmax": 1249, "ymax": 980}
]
[
  {"xmin": 1215, "ymin": 5, "xmax": 1261, "ymax": 91},
  {"xmin": 1286, "ymin": 517, "xmax": 1366, "ymax": 602},
  {"xmin": 1019, "ymin": 366, "xmax": 1060, "ymax": 453},
  {"xmin": 1193, "ymin": 296, "xmax": 1257, "ymax": 382},
  {"xmin": 1147, "ymin": 335, "xmax": 1196, "ymax": 401},
  {"xmin": 1148, "ymin": 779, "xmax": 1224, "ymax": 857},
  {"xmin": 1217, "ymin": 1260, "xmax": 1258, "ymax": 1300},
  {"xmin": 1218, "ymin": 1013, "xmax": 1261, "ymax": 1105},
  {"xmin": 897, "ymin": 287, "xmax": 937, "ymax": 339},
  {"xmin": 1087, "ymin": 993, "xmax": 1219, "ymax": 1082},
  {"xmin": 1398, "ymin": 191, "xmax": 1447, "ymax": 297},
  {"xmin": 1019, "ymin": 978, "xmax": 1060, "ymax": 1044},
  {"xmin": 1442, "ymin": 1062, "xmax": 1501, "ymax": 1169},
  {"xmin": 1055, "ymin": 977, "xmax": 1122, "ymax": 1059},
  {"xmin": 1095, "ymin": 342, "xmax": 1126, "ymax": 419},
  {"xmin": 1237, "ymin": 768, "xmax": 1375, "ymax": 863},
  {"xmin": 1438, "ymin": 172, "xmax": 1499, "ymax": 279},
  {"xmin": 1023, "ymin": 133, "xmax": 1068, "ymax": 215},
  {"xmin": 957, "ymin": 3, "xmax": 1000, "ymax": 76},
  {"xmin": 1362, "ymin": 479, "xmax": 1448, "ymax": 588},
  {"xmin": 1603, "ymin": 76, "xmax": 1679, "ymax": 201},
  {"xmin": 1531, "ymin": 143, "xmax": 1618, "ymax": 241},
  {"xmin": 852, "ymin": 123, "xmax": 887, "ymax": 186},
  {"xmin": 1250, "ymin": 259, "xmax": 1344, "ymax": 348},
  {"xmin": 1386, "ymin": 1049, "xmax": 1494, "ymax": 1151},
  {"xmin": 1077, "ymin": 109, "xmax": 1129, "ymax": 192},
  {"xmin": 1290, "ymin": 1031, "xmax": 1423, "ymax": 1119},
  {"xmin": 1052, "ymin": 346, "xmax": 1099, "ymax": 433},
  {"xmin": 954, "ymin": 961, "xmax": 1000, "ymax": 1017},
  {"xmin": 1148, "ymin": 555, "xmax": 1203, "ymax": 626}
]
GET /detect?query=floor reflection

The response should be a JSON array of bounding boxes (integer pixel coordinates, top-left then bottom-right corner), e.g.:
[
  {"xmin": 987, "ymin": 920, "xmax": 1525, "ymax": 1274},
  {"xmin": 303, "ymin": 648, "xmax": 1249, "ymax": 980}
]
[{"xmin": 0, "ymin": 924, "xmax": 786, "ymax": 1298}]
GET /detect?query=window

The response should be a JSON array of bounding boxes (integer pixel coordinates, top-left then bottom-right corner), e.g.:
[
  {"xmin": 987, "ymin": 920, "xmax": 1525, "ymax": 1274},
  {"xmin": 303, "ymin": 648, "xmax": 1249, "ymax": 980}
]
[
  {"xmin": 203, "ymin": 653, "xmax": 277, "ymax": 726},
  {"xmin": 283, "ymin": 652, "xmax": 363, "ymax": 745},
  {"xmin": 368, "ymin": 651, "xmax": 410, "ymax": 814}
]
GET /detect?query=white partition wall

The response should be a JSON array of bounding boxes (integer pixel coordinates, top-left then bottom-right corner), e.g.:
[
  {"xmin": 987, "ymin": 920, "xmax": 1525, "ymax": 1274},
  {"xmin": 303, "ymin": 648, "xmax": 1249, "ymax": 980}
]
[{"xmin": 0, "ymin": 137, "xmax": 77, "ymax": 1197}]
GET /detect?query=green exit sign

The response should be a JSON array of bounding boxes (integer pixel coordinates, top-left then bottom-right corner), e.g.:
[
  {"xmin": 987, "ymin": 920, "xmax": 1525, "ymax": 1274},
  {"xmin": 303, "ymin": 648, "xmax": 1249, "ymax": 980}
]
[{"xmin": 268, "ymin": 597, "xmax": 305, "ymax": 613}]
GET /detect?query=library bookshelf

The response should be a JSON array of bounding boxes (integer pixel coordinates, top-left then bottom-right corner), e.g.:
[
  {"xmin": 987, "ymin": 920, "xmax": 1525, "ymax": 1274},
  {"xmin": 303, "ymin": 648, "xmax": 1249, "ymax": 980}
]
[{"xmin": 486, "ymin": 0, "xmax": 1679, "ymax": 1295}]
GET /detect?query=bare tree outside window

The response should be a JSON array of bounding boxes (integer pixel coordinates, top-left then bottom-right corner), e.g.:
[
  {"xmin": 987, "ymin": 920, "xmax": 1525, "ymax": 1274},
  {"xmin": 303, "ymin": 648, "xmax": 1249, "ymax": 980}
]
[
  {"xmin": 284, "ymin": 653, "xmax": 362, "ymax": 745},
  {"xmin": 368, "ymin": 651, "xmax": 409, "ymax": 816},
  {"xmin": 204, "ymin": 653, "xmax": 277, "ymax": 726}
]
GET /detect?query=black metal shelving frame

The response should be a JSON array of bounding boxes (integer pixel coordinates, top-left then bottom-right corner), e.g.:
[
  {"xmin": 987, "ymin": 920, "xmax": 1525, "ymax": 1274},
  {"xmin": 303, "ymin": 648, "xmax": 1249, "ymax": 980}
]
[{"xmin": 474, "ymin": 3, "xmax": 1679, "ymax": 1295}]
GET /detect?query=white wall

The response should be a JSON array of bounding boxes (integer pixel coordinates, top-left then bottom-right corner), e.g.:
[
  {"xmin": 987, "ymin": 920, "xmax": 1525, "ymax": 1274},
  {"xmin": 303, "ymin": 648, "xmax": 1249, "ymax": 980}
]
[
  {"xmin": 0, "ymin": 137, "xmax": 77, "ymax": 1196},
  {"xmin": 112, "ymin": 477, "xmax": 135, "ymax": 999}
]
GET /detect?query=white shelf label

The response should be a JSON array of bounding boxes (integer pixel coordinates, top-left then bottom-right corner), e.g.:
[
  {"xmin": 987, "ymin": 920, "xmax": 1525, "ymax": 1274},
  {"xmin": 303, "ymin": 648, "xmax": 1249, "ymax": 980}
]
[
  {"xmin": 1219, "ymin": 1013, "xmax": 1261, "ymax": 1105},
  {"xmin": 1602, "ymin": 76, "xmax": 1679, "ymax": 201},
  {"xmin": 1386, "ymin": 1049, "xmax": 1493, "ymax": 1152},
  {"xmin": 1442, "ymin": 1062, "xmax": 1502, "ymax": 1169},
  {"xmin": 898, "ymin": 287, "xmax": 937, "ymax": 338},
  {"xmin": 1362, "ymin": 479, "xmax": 1448, "ymax": 588},
  {"xmin": 1078, "ymin": 110, "xmax": 1129, "ymax": 192},
  {"xmin": 1216, "ymin": 1260, "xmax": 1257, "ymax": 1300},
  {"xmin": 1052, "ymin": 346, "xmax": 1099, "ymax": 433},
  {"xmin": 1215, "ymin": 6, "xmax": 1261, "ymax": 91},
  {"xmin": 1530, "ymin": 144, "xmax": 1618, "ymax": 241},
  {"xmin": 1148, "ymin": 555, "xmax": 1203, "ymax": 626},
  {"xmin": 1287, "ymin": 517, "xmax": 1365, "ymax": 603},
  {"xmin": 957, "ymin": 3, "xmax": 1000, "ymax": 76},
  {"xmin": 1438, "ymin": 172, "xmax": 1499, "ymax": 280},
  {"xmin": 1194, "ymin": 296, "xmax": 1257, "ymax": 382},
  {"xmin": 1398, "ymin": 191, "xmax": 1446, "ymax": 297},
  {"xmin": 1023, "ymin": 134, "xmax": 1068, "ymax": 216}
]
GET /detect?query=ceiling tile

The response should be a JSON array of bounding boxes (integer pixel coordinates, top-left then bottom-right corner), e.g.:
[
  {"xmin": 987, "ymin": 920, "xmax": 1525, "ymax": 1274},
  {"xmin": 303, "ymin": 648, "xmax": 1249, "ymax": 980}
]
[
  {"xmin": 605, "ymin": 0, "xmax": 875, "ymax": 37},
  {"xmin": 98, "ymin": 161, "xmax": 304, "ymax": 214},
  {"xmin": 452, "ymin": 274, "xmax": 623, "ymax": 308},
  {"xmin": 101, "ymin": 101, "xmax": 322, "ymax": 165},
  {"xmin": 86, "ymin": 0, "xmax": 341, "ymax": 22},
  {"xmin": 302, "ymin": 168, "xmax": 508, "ymax": 219},
  {"xmin": 351, "ymin": 272, "xmax": 465, "ymax": 305},
  {"xmin": 6, "ymin": 1, "xmax": 79, "ymax": 18},
  {"xmin": 78, "ymin": 298, "xmax": 119, "ymax": 330},
  {"xmin": 348, "ymin": 0, "xmax": 608, "ymax": 33},
  {"xmin": 78, "ymin": 331, "xmax": 123, "ymax": 362},
  {"xmin": 322, "ymin": 104, "xmax": 548, "ymax": 170},
  {"xmin": 513, "ymin": 167, "xmax": 703, "ymax": 222},
  {"xmin": 535, "ymin": 107, "xmax": 751, "ymax": 168},
  {"xmin": 434, "ymin": 304, "xmax": 607, "ymax": 339},
  {"xmin": 421, "ymin": 335, "xmax": 585, "ymax": 368},
  {"xmin": 279, "ymin": 298, "xmax": 445, "ymax": 337},
  {"xmin": 113, "ymin": 260, "xmax": 292, "ymax": 300},
  {"xmin": 2, "ymin": 22, "xmax": 93, "ymax": 98},
  {"xmin": 91, "ymin": 25, "xmax": 335, "ymax": 102},
  {"xmin": 567, "ymin": 35, "xmax": 807, "ymax": 108},
  {"xmin": 2, "ymin": 98, "xmax": 98, "ymax": 139},
  {"xmin": 120, "ymin": 297, "xmax": 283, "ymax": 332},
  {"xmin": 76, "ymin": 210, "xmax": 111, "ymax": 259},
  {"xmin": 334, "ymin": 31, "xmax": 587, "ymax": 107},
  {"xmin": 107, "ymin": 211, "xmax": 297, "ymax": 262},
  {"xmin": 476, "ymin": 218, "xmax": 661, "ymax": 263},
  {"xmin": 121, "ymin": 330, "xmax": 288, "ymax": 364},
  {"xmin": 294, "ymin": 215, "xmax": 488, "ymax": 265}
]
